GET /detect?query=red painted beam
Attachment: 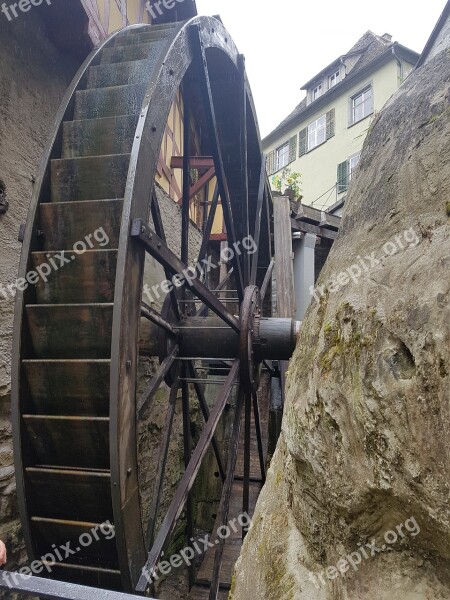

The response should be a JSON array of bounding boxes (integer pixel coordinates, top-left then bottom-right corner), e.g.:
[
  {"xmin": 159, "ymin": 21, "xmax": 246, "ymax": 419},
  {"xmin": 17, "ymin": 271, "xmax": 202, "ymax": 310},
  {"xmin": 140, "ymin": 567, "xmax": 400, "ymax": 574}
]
[{"xmin": 171, "ymin": 156, "xmax": 214, "ymax": 169}]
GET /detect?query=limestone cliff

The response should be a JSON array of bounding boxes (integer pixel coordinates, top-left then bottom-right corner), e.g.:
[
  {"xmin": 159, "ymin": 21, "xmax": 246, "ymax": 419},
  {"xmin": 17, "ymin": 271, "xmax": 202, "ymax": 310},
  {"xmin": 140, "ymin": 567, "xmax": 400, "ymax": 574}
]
[{"xmin": 232, "ymin": 48, "xmax": 450, "ymax": 599}]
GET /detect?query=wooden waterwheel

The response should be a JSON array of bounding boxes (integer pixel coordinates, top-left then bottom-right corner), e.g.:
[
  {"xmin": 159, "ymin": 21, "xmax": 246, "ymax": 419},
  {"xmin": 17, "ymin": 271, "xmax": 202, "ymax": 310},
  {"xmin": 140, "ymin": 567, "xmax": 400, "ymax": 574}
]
[{"xmin": 12, "ymin": 16, "xmax": 297, "ymax": 599}]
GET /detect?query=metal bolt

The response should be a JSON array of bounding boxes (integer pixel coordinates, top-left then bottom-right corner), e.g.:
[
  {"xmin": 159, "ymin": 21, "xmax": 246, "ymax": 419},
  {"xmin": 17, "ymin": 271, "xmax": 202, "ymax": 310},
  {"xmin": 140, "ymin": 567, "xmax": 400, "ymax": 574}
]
[
  {"xmin": 127, "ymin": 468, "xmax": 132, "ymax": 476},
  {"xmin": 126, "ymin": 360, "xmax": 132, "ymax": 369},
  {"xmin": 141, "ymin": 225, "xmax": 145, "ymax": 234}
]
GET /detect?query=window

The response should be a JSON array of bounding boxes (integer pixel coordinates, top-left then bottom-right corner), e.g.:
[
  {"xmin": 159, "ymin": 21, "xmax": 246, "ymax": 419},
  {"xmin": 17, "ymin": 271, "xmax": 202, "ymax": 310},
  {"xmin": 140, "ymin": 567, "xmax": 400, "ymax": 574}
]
[
  {"xmin": 276, "ymin": 142, "xmax": 290, "ymax": 170},
  {"xmin": 337, "ymin": 153, "xmax": 361, "ymax": 194},
  {"xmin": 299, "ymin": 109, "xmax": 335, "ymax": 157},
  {"xmin": 313, "ymin": 84, "xmax": 323, "ymax": 100},
  {"xmin": 307, "ymin": 115, "xmax": 326, "ymax": 151},
  {"xmin": 266, "ymin": 135, "xmax": 297, "ymax": 176},
  {"xmin": 350, "ymin": 85, "xmax": 373, "ymax": 125},
  {"xmin": 348, "ymin": 153, "xmax": 361, "ymax": 183},
  {"xmin": 329, "ymin": 70, "xmax": 340, "ymax": 88}
]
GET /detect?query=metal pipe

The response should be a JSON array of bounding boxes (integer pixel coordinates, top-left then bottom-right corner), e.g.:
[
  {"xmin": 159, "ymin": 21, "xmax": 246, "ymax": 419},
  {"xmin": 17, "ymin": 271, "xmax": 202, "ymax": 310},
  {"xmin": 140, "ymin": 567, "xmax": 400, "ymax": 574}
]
[{"xmin": 0, "ymin": 571, "xmax": 155, "ymax": 600}]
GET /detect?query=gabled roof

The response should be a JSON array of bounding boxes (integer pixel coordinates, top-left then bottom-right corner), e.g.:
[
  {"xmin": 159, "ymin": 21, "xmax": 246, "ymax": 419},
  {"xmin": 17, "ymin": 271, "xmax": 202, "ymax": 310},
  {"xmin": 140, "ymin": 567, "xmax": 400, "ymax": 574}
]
[
  {"xmin": 416, "ymin": 0, "xmax": 450, "ymax": 66},
  {"xmin": 263, "ymin": 31, "xmax": 419, "ymax": 147},
  {"xmin": 300, "ymin": 30, "xmax": 386, "ymax": 89}
]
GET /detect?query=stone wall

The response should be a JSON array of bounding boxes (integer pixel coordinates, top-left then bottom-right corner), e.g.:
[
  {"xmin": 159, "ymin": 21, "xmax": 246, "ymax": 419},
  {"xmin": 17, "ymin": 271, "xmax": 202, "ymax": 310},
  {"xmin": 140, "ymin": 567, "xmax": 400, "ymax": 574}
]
[
  {"xmin": 0, "ymin": 14, "xmax": 80, "ymax": 570},
  {"xmin": 232, "ymin": 48, "xmax": 450, "ymax": 599}
]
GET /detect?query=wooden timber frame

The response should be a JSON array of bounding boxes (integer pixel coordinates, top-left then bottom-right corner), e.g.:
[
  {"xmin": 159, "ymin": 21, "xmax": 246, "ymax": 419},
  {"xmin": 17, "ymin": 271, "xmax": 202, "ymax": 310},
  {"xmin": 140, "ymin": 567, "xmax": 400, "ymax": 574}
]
[{"xmin": 11, "ymin": 15, "xmax": 291, "ymax": 600}]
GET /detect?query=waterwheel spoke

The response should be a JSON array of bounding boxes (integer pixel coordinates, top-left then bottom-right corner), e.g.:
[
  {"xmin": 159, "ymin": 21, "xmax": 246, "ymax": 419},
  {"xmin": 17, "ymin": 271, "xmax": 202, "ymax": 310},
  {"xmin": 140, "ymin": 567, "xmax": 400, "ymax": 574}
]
[
  {"xmin": 145, "ymin": 364, "xmax": 181, "ymax": 548},
  {"xmin": 136, "ymin": 360, "xmax": 240, "ymax": 593},
  {"xmin": 131, "ymin": 219, "xmax": 240, "ymax": 333},
  {"xmin": 137, "ymin": 346, "xmax": 179, "ymax": 417},
  {"xmin": 259, "ymin": 258, "xmax": 274, "ymax": 303},
  {"xmin": 250, "ymin": 155, "xmax": 267, "ymax": 286},
  {"xmin": 209, "ymin": 388, "xmax": 244, "ymax": 599},
  {"xmin": 190, "ymin": 24, "xmax": 245, "ymax": 302},
  {"xmin": 197, "ymin": 182, "xmax": 219, "ymax": 265},
  {"xmin": 150, "ymin": 188, "xmax": 181, "ymax": 320},
  {"xmin": 252, "ymin": 391, "xmax": 266, "ymax": 483},
  {"xmin": 141, "ymin": 301, "xmax": 176, "ymax": 335},
  {"xmin": 181, "ymin": 363, "xmax": 195, "ymax": 588},
  {"xmin": 187, "ymin": 361, "xmax": 226, "ymax": 481},
  {"xmin": 242, "ymin": 391, "xmax": 251, "ymax": 540}
]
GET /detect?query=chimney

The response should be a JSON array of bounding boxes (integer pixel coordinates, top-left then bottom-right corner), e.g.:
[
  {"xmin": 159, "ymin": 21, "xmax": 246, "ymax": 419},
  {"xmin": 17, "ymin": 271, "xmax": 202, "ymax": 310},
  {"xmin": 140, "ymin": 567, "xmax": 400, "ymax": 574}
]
[{"xmin": 382, "ymin": 33, "xmax": 392, "ymax": 42}]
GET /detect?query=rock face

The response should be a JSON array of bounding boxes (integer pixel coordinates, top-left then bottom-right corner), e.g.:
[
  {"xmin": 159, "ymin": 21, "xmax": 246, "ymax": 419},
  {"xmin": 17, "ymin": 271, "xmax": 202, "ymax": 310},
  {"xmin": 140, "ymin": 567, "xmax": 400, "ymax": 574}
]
[{"xmin": 232, "ymin": 49, "xmax": 450, "ymax": 599}]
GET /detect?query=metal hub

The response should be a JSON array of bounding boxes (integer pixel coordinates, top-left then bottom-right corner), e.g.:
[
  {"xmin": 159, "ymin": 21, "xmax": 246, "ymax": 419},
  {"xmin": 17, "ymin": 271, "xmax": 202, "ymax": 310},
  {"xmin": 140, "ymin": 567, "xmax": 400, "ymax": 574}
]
[{"xmin": 239, "ymin": 286, "xmax": 262, "ymax": 392}]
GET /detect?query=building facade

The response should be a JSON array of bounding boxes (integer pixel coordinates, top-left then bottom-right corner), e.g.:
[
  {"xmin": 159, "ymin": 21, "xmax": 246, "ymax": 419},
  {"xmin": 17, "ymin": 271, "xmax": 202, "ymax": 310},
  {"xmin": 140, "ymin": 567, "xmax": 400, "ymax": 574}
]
[{"xmin": 264, "ymin": 32, "xmax": 419, "ymax": 214}]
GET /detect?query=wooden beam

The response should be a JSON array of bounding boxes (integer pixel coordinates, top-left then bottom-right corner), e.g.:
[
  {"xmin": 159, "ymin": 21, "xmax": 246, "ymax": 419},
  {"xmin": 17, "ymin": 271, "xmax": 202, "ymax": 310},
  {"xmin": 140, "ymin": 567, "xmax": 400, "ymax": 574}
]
[
  {"xmin": 291, "ymin": 219, "xmax": 338, "ymax": 240},
  {"xmin": 171, "ymin": 156, "xmax": 214, "ymax": 169},
  {"xmin": 296, "ymin": 204, "xmax": 341, "ymax": 229},
  {"xmin": 274, "ymin": 197, "xmax": 295, "ymax": 406},
  {"xmin": 274, "ymin": 197, "xmax": 295, "ymax": 319}
]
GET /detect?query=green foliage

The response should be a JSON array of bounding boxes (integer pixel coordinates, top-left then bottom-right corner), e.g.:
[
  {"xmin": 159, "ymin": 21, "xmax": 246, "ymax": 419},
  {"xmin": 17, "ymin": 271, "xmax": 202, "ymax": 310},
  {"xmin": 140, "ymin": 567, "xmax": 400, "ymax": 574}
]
[{"xmin": 272, "ymin": 167, "xmax": 302, "ymax": 199}]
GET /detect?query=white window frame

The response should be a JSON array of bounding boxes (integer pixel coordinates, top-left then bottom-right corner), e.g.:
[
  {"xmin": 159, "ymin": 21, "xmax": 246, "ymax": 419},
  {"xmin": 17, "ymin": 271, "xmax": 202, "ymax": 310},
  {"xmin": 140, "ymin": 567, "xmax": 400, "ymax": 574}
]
[
  {"xmin": 313, "ymin": 84, "xmax": 323, "ymax": 100},
  {"xmin": 350, "ymin": 85, "xmax": 373, "ymax": 125},
  {"xmin": 276, "ymin": 142, "xmax": 289, "ymax": 171},
  {"xmin": 307, "ymin": 114, "xmax": 326, "ymax": 151},
  {"xmin": 329, "ymin": 70, "xmax": 340, "ymax": 88},
  {"xmin": 348, "ymin": 153, "xmax": 361, "ymax": 183}
]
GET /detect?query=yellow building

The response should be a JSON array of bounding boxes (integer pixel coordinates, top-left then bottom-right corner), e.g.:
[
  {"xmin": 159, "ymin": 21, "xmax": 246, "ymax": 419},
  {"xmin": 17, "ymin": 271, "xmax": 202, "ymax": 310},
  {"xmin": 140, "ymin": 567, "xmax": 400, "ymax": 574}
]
[{"xmin": 264, "ymin": 32, "xmax": 419, "ymax": 214}]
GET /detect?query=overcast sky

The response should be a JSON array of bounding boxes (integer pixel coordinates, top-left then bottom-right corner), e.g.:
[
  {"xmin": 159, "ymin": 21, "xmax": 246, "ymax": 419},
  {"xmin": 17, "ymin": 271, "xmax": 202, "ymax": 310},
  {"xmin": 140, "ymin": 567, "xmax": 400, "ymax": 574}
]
[{"xmin": 195, "ymin": 0, "xmax": 446, "ymax": 138}]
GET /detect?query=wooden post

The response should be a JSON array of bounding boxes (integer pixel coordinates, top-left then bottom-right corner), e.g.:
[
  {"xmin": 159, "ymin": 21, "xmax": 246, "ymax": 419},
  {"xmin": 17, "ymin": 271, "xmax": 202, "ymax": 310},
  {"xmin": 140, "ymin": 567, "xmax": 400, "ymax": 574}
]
[
  {"xmin": 273, "ymin": 196, "xmax": 295, "ymax": 318},
  {"xmin": 273, "ymin": 196, "xmax": 295, "ymax": 410}
]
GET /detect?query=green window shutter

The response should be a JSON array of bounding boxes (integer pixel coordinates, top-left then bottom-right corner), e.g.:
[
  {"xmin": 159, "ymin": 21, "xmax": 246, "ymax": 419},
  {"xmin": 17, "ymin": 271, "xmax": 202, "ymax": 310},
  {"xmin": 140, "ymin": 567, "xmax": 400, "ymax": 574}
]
[
  {"xmin": 326, "ymin": 108, "xmax": 335, "ymax": 140},
  {"xmin": 299, "ymin": 128, "xmax": 307, "ymax": 157},
  {"xmin": 266, "ymin": 150, "xmax": 275, "ymax": 176},
  {"xmin": 288, "ymin": 135, "xmax": 297, "ymax": 163},
  {"xmin": 337, "ymin": 160, "xmax": 349, "ymax": 194}
]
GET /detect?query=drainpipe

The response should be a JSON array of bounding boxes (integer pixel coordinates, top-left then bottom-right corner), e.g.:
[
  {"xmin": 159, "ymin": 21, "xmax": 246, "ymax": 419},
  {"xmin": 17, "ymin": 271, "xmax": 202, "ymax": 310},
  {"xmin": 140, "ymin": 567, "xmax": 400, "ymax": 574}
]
[{"xmin": 392, "ymin": 44, "xmax": 404, "ymax": 82}]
